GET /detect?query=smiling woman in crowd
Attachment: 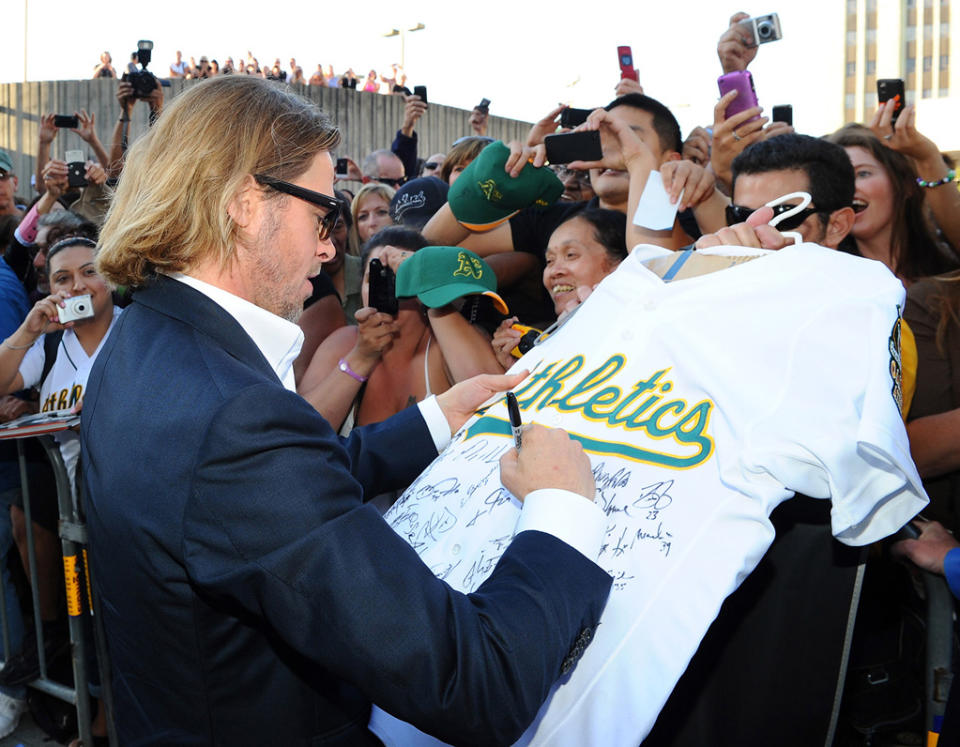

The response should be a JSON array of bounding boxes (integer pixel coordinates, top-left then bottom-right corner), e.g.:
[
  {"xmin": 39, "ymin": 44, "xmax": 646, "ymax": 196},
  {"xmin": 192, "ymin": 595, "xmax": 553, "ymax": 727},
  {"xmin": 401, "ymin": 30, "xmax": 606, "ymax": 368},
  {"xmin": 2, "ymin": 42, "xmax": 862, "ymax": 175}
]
[{"xmin": 491, "ymin": 208, "xmax": 627, "ymax": 370}]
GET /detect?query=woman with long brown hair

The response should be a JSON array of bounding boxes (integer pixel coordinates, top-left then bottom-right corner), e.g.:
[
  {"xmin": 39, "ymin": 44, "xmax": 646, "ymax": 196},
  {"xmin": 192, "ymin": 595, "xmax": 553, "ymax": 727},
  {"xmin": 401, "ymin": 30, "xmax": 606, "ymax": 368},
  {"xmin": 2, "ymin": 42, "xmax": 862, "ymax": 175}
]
[{"xmin": 826, "ymin": 104, "xmax": 959, "ymax": 283}]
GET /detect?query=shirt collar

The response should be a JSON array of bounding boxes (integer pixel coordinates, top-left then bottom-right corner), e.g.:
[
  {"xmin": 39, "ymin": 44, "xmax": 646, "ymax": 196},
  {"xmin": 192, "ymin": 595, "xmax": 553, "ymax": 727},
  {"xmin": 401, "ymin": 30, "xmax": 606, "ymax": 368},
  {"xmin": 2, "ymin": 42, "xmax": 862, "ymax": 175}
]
[{"xmin": 170, "ymin": 273, "xmax": 303, "ymax": 391}]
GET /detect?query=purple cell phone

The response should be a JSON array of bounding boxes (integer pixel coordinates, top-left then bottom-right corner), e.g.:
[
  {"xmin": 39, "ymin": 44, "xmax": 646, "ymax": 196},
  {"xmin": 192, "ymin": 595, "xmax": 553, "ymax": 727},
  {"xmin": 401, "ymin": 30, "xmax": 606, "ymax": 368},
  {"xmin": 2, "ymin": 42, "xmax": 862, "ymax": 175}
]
[{"xmin": 717, "ymin": 71, "xmax": 760, "ymax": 123}]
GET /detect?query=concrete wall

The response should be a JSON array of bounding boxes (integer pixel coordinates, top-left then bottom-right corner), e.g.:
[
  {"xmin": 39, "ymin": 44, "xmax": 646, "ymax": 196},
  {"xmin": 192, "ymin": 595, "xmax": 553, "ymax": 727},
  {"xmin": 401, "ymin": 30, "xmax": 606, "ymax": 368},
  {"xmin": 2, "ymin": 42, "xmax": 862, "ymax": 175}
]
[{"xmin": 0, "ymin": 78, "xmax": 532, "ymax": 195}]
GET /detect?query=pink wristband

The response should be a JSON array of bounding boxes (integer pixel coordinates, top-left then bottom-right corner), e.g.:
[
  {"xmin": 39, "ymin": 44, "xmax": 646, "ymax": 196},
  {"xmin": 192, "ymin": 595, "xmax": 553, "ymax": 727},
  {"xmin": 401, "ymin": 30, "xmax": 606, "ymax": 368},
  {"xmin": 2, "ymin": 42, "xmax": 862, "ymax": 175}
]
[{"xmin": 337, "ymin": 358, "xmax": 368, "ymax": 383}]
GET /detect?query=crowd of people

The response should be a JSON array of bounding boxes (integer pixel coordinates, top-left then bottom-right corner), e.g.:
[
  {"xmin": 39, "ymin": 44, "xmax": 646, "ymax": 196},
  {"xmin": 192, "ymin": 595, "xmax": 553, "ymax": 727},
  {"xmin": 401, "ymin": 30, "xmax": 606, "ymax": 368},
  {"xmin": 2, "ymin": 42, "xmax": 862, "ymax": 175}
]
[
  {"xmin": 0, "ymin": 10, "xmax": 954, "ymax": 745},
  {"xmin": 93, "ymin": 48, "xmax": 410, "ymax": 93}
]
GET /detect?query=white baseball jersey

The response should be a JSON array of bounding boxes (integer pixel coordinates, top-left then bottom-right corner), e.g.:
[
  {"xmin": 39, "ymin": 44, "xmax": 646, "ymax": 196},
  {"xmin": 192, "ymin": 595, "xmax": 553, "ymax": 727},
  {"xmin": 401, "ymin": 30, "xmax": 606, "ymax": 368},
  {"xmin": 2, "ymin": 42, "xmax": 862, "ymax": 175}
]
[
  {"xmin": 369, "ymin": 243, "xmax": 927, "ymax": 747},
  {"xmin": 18, "ymin": 307, "xmax": 122, "ymax": 488}
]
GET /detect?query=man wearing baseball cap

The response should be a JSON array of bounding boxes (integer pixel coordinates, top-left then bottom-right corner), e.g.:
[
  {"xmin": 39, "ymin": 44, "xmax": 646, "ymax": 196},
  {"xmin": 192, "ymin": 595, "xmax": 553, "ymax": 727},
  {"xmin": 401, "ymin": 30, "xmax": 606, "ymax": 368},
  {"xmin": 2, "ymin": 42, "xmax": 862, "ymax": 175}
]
[{"xmin": 0, "ymin": 150, "xmax": 24, "ymax": 219}]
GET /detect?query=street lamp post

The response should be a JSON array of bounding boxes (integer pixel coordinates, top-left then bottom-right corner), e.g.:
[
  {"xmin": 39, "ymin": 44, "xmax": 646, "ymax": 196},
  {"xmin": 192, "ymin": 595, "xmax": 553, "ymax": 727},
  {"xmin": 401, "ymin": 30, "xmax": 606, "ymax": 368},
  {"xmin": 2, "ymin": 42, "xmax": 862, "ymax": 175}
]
[
  {"xmin": 24, "ymin": 0, "xmax": 28, "ymax": 81},
  {"xmin": 383, "ymin": 22, "xmax": 426, "ymax": 71}
]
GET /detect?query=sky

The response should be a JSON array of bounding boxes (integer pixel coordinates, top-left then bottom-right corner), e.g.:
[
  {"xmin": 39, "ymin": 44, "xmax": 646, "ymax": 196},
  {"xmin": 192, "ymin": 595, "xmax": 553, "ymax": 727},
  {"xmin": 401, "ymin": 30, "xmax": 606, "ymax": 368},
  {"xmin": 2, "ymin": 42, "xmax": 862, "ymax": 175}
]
[{"xmin": 1, "ymin": 1, "xmax": 848, "ymax": 139}]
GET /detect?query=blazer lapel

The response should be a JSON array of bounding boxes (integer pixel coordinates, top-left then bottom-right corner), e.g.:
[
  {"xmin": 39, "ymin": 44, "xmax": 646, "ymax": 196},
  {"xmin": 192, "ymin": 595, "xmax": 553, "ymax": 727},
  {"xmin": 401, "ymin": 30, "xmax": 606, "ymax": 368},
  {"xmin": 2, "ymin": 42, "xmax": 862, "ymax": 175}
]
[{"xmin": 132, "ymin": 275, "xmax": 279, "ymax": 383}]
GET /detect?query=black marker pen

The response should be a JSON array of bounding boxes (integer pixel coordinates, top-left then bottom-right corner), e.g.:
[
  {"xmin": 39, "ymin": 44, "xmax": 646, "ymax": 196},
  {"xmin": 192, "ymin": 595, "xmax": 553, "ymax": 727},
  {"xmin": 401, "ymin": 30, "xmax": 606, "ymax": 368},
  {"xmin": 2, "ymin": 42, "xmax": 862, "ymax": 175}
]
[{"xmin": 506, "ymin": 391, "xmax": 523, "ymax": 449}]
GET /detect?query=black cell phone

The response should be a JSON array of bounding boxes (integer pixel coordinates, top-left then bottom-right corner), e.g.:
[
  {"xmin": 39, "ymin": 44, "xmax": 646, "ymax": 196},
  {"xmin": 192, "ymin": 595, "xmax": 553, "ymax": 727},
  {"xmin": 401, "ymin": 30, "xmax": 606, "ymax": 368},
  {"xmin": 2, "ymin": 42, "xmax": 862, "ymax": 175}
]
[
  {"xmin": 559, "ymin": 107, "xmax": 592, "ymax": 129},
  {"xmin": 335, "ymin": 158, "xmax": 349, "ymax": 177},
  {"xmin": 368, "ymin": 258, "xmax": 398, "ymax": 315},
  {"xmin": 877, "ymin": 78, "xmax": 906, "ymax": 123},
  {"xmin": 772, "ymin": 105, "xmax": 793, "ymax": 126},
  {"xmin": 67, "ymin": 161, "xmax": 88, "ymax": 188},
  {"xmin": 545, "ymin": 130, "xmax": 602, "ymax": 165},
  {"xmin": 413, "ymin": 85, "xmax": 428, "ymax": 105},
  {"xmin": 54, "ymin": 114, "xmax": 79, "ymax": 129},
  {"xmin": 476, "ymin": 97, "xmax": 490, "ymax": 113}
]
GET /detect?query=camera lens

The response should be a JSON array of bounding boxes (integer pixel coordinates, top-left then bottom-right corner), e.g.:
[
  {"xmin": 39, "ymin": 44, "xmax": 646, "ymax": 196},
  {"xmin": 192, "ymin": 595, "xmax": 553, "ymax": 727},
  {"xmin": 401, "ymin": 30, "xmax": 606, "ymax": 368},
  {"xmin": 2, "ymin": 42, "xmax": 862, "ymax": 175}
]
[{"xmin": 757, "ymin": 21, "xmax": 773, "ymax": 38}]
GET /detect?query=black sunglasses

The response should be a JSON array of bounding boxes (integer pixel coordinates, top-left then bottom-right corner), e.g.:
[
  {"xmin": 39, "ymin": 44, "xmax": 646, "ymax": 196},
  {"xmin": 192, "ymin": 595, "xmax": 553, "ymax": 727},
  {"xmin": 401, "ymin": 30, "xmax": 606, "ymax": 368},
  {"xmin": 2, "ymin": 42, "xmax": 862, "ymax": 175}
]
[
  {"xmin": 377, "ymin": 176, "xmax": 407, "ymax": 188},
  {"xmin": 725, "ymin": 203, "xmax": 825, "ymax": 232},
  {"xmin": 253, "ymin": 174, "xmax": 340, "ymax": 241}
]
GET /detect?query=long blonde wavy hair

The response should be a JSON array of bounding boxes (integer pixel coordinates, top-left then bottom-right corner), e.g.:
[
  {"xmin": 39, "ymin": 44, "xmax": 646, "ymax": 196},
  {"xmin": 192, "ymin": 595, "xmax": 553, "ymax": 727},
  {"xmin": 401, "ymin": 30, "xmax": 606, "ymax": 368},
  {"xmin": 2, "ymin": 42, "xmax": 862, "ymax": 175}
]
[{"xmin": 97, "ymin": 75, "xmax": 340, "ymax": 286}]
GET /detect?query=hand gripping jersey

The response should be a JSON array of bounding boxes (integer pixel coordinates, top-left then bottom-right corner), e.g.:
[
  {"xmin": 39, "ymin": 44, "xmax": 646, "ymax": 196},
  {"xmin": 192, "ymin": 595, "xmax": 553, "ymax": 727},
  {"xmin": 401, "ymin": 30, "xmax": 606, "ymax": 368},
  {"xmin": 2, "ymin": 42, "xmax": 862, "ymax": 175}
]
[{"xmin": 369, "ymin": 243, "xmax": 927, "ymax": 747}]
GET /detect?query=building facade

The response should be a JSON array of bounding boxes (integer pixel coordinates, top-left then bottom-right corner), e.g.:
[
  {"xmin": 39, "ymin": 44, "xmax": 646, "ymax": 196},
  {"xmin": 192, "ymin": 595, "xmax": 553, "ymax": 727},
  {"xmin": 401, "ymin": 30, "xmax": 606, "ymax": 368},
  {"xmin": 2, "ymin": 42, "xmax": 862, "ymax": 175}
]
[{"xmin": 844, "ymin": 0, "xmax": 957, "ymax": 154}]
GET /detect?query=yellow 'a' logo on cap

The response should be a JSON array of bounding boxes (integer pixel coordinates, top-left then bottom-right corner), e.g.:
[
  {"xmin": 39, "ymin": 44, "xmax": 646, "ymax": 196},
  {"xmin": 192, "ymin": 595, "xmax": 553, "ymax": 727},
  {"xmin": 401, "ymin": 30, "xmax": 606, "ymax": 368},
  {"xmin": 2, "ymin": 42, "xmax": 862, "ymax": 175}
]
[
  {"xmin": 453, "ymin": 252, "xmax": 483, "ymax": 280},
  {"xmin": 478, "ymin": 179, "xmax": 502, "ymax": 201}
]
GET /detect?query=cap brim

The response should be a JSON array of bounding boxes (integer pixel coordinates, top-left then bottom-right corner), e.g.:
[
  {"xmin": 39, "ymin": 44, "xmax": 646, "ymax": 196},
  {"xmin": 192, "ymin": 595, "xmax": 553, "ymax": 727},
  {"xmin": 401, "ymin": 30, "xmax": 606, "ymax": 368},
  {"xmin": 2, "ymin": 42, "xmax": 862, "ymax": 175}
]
[
  {"xmin": 455, "ymin": 209, "xmax": 519, "ymax": 232},
  {"xmin": 481, "ymin": 291, "xmax": 510, "ymax": 315},
  {"xmin": 418, "ymin": 284, "xmax": 509, "ymax": 315}
]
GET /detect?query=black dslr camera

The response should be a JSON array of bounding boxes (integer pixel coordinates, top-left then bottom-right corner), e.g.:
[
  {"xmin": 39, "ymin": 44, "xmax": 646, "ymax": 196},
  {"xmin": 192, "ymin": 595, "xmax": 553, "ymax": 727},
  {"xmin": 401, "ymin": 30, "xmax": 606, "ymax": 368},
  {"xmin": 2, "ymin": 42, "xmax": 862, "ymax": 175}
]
[{"xmin": 121, "ymin": 40, "xmax": 158, "ymax": 98}]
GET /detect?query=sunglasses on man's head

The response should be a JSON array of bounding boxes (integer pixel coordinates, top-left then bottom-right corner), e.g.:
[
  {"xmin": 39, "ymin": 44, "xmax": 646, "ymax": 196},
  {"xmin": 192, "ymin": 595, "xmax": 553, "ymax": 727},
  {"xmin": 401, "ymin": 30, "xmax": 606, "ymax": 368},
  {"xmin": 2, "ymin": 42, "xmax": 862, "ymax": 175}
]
[
  {"xmin": 724, "ymin": 202, "xmax": 825, "ymax": 232},
  {"xmin": 254, "ymin": 174, "xmax": 340, "ymax": 241}
]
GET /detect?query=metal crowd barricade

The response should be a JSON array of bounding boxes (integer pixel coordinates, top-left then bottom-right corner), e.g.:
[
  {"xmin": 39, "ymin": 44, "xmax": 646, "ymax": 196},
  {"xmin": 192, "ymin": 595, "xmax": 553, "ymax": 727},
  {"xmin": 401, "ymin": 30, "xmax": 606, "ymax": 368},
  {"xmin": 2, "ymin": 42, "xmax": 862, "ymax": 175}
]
[{"xmin": 0, "ymin": 417, "xmax": 116, "ymax": 746}]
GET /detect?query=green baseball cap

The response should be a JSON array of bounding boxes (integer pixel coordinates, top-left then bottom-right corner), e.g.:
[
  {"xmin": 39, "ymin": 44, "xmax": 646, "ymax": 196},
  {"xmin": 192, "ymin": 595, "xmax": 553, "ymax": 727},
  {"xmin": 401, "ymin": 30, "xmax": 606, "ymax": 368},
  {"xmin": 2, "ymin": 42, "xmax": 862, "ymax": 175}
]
[
  {"xmin": 396, "ymin": 245, "xmax": 509, "ymax": 314},
  {"xmin": 0, "ymin": 150, "xmax": 13, "ymax": 174},
  {"xmin": 447, "ymin": 141, "xmax": 564, "ymax": 231}
]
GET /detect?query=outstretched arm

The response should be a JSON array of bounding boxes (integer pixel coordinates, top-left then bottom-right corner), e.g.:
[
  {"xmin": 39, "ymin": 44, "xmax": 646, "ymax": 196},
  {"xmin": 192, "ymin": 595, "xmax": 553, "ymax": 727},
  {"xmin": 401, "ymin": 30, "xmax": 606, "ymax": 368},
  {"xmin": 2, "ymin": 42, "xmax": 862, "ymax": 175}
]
[{"xmin": 870, "ymin": 102, "xmax": 960, "ymax": 255}]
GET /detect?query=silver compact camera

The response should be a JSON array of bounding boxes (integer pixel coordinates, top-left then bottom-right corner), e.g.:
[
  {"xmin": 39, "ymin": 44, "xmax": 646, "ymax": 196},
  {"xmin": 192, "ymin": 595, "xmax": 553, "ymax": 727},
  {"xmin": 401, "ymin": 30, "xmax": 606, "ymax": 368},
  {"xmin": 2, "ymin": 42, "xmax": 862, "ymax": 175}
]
[
  {"xmin": 737, "ymin": 13, "xmax": 783, "ymax": 47},
  {"xmin": 57, "ymin": 294, "xmax": 95, "ymax": 323}
]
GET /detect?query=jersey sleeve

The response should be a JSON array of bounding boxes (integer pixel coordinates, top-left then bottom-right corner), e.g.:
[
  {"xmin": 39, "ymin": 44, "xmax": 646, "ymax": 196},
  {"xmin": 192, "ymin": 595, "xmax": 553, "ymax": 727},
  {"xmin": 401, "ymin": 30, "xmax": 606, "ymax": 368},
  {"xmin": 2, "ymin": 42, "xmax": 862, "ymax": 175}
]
[
  {"xmin": 16, "ymin": 337, "xmax": 45, "ymax": 390},
  {"xmin": 743, "ymin": 293, "xmax": 927, "ymax": 546}
]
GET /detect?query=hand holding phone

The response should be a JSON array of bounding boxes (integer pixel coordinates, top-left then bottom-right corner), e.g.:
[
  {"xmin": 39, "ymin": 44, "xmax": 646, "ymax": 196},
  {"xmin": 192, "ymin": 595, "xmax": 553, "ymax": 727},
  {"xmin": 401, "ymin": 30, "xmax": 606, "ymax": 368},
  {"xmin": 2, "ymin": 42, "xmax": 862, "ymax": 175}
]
[
  {"xmin": 877, "ymin": 79, "xmax": 905, "ymax": 124},
  {"xmin": 718, "ymin": 71, "xmax": 761, "ymax": 122},
  {"xmin": 736, "ymin": 13, "xmax": 783, "ymax": 47},
  {"xmin": 510, "ymin": 324, "xmax": 542, "ymax": 358}
]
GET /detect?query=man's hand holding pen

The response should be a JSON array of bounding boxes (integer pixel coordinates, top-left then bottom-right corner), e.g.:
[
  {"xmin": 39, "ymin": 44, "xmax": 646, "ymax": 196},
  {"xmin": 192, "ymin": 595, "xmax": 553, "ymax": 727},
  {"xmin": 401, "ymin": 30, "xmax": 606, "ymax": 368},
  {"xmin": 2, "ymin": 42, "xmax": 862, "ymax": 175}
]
[{"xmin": 500, "ymin": 414, "xmax": 596, "ymax": 503}]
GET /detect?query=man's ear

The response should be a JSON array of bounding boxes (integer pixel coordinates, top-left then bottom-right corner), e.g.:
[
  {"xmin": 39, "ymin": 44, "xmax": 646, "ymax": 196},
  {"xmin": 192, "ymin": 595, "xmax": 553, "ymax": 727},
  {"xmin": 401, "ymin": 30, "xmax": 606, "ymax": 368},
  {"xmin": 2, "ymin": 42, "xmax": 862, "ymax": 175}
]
[
  {"xmin": 11, "ymin": 175, "xmax": 17, "ymax": 192},
  {"xmin": 659, "ymin": 150, "xmax": 682, "ymax": 166},
  {"xmin": 227, "ymin": 174, "xmax": 261, "ymax": 229},
  {"xmin": 823, "ymin": 206, "xmax": 856, "ymax": 249}
]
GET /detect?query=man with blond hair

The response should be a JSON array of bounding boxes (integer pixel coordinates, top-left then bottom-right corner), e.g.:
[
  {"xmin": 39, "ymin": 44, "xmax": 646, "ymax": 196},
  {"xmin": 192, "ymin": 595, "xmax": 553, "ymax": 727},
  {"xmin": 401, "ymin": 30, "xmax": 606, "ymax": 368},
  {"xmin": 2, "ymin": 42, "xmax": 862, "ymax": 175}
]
[{"xmin": 82, "ymin": 75, "xmax": 609, "ymax": 745}]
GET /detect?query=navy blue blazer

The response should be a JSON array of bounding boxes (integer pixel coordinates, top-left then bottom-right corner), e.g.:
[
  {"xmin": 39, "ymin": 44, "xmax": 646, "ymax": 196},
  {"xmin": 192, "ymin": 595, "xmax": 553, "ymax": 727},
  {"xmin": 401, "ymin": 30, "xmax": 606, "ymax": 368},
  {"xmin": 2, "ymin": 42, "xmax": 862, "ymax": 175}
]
[{"xmin": 81, "ymin": 276, "xmax": 610, "ymax": 746}]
